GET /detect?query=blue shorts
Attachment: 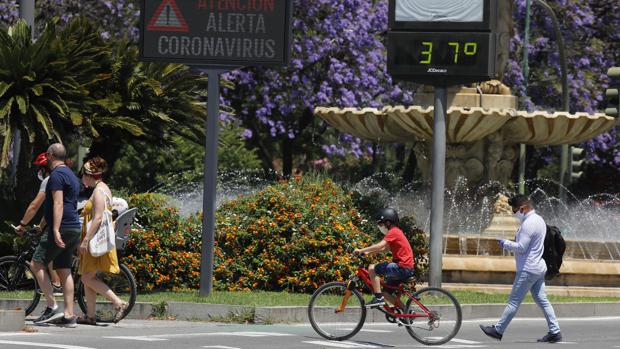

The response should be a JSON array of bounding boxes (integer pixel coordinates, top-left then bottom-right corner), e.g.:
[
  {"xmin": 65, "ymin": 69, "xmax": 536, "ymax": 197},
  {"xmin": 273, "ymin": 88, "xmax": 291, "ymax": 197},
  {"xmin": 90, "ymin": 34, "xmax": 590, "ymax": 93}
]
[{"xmin": 375, "ymin": 262, "xmax": 415, "ymax": 283}]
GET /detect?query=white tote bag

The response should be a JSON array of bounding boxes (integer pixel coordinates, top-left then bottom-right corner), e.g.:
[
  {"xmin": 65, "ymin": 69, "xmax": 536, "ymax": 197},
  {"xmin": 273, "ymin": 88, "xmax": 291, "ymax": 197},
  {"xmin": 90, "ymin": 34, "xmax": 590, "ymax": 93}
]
[{"xmin": 87, "ymin": 190, "xmax": 116, "ymax": 257}]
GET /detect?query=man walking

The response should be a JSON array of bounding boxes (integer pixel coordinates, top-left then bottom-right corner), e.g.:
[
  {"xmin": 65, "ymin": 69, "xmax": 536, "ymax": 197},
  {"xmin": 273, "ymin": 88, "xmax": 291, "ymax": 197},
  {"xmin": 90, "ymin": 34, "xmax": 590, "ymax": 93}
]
[
  {"xmin": 30, "ymin": 143, "xmax": 82, "ymax": 327},
  {"xmin": 479, "ymin": 194, "xmax": 562, "ymax": 343}
]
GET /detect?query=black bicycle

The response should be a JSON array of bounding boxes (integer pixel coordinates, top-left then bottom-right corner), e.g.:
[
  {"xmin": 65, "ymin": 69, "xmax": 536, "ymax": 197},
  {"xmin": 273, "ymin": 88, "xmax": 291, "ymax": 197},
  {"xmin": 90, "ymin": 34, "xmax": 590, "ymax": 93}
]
[{"xmin": 0, "ymin": 219, "xmax": 137, "ymax": 322}]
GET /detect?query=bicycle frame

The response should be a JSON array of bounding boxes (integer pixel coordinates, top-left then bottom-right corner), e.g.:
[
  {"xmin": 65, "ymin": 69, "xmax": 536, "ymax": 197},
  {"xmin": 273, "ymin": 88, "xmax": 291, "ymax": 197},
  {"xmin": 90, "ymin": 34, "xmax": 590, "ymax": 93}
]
[
  {"xmin": 15, "ymin": 231, "xmax": 39, "ymax": 259},
  {"xmin": 343, "ymin": 265, "xmax": 435, "ymax": 321}
]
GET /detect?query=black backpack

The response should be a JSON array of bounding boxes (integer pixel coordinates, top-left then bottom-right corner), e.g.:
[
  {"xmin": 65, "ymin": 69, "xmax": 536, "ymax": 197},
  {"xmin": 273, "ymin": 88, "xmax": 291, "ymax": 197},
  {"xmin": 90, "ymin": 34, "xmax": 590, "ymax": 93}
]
[{"xmin": 543, "ymin": 225, "xmax": 566, "ymax": 280}]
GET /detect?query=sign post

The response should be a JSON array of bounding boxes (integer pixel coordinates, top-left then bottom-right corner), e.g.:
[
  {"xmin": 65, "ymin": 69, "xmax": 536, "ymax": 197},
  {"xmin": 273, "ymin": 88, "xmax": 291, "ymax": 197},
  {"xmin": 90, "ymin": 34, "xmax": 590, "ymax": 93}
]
[
  {"xmin": 200, "ymin": 68, "xmax": 224, "ymax": 296},
  {"xmin": 387, "ymin": 0, "xmax": 507, "ymax": 287},
  {"xmin": 140, "ymin": 0, "xmax": 292, "ymax": 296},
  {"xmin": 430, "ymin": 86, "xmax": 447, "ymax": 288}
]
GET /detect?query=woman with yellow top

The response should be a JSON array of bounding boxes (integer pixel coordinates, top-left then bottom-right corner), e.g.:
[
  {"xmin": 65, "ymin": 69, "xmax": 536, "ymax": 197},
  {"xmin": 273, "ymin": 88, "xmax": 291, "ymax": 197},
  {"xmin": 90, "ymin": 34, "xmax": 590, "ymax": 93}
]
[{"xmin": 77, "ymin": 157, "xmax": 128, "ymax": 325}]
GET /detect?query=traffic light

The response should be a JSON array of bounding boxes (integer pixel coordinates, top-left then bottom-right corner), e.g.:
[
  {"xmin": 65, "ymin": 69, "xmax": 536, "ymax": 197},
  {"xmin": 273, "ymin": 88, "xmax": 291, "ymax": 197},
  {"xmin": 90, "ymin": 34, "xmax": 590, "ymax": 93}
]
[
  {"xmin": 605, "ymin": 67, "xmax": 620, "ymax": 118},
  {"xmin": 570, "ymin": 146, "xmax": 585, "ymax": 181}
]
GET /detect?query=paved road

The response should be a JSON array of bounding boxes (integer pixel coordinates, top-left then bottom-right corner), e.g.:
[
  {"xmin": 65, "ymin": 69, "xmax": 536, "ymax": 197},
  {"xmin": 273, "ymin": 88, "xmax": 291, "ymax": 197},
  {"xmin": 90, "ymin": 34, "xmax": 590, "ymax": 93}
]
[{"xmin": 1, "ymin": 316, "xmax": 620, "ymax": 349}]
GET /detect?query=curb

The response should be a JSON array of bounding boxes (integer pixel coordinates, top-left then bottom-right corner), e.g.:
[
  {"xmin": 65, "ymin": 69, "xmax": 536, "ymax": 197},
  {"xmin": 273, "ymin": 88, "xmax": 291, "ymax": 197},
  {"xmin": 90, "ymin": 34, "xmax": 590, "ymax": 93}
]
[
  {"xmin": 3, "ymin": 299, "xmax": 620, "ymax": 324},
  {"xmin": 0, "ymin": 309, "xmax": 25, "ymax": 332}
]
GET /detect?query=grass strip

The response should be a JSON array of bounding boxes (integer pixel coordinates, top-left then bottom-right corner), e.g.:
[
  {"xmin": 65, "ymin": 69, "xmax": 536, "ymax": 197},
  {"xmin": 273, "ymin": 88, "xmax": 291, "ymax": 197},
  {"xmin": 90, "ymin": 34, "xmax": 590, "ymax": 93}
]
[{"xmin": 2, "ymin": 290, "xmax": 619, "ymax": 306}]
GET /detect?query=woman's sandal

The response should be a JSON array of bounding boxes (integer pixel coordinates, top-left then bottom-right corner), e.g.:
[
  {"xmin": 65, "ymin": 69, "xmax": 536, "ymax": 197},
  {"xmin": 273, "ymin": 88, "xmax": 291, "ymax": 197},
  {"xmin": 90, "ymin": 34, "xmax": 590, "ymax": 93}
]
[
  {"xmin": 113, "ymin": 302, "xmax": 129, "ymax": 323},
  {"xmin": 76, "ymin": 314, "xmax": 97, "ymax": 326}
]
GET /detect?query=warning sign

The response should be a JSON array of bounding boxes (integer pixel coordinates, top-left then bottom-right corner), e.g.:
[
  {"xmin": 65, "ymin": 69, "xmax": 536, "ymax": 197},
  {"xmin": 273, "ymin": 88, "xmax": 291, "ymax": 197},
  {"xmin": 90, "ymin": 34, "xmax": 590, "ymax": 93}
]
[
  {"xmin": 140, "ymin": 0, "xmax": 292, "ymax": 66},
  {"xmin": 146, "ymin": 0, "xmax": 189, "ymax": 32}
]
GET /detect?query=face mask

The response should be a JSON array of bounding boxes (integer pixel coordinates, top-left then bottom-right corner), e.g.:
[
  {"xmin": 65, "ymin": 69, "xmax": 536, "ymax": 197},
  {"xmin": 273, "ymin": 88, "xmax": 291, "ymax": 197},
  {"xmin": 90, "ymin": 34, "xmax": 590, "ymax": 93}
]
[
  {"xmin": 37, "ymin": 170, "xmax": 45, "ymax": 182},
  {"xmin": 514, "ymin": 210, "xmax": 526, "ymax": 222},
  {"xmin": 378, "ymin": 225, "xmax": 388, "ymax": 235}
]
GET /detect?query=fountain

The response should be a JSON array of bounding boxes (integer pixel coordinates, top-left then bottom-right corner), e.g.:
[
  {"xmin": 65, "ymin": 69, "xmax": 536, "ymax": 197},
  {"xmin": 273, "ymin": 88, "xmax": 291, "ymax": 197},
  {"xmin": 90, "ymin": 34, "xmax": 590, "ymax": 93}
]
[
  {"xmin": 349, "ymin": 173, "xmax": 620, "ymax": 290},
  {"xmin": 315, "ymin": 84, "xmax": 620, "ymax": 291},
  {"xmin": 154, "ymin": 170, "xmax": 273, "ymax": 217}
]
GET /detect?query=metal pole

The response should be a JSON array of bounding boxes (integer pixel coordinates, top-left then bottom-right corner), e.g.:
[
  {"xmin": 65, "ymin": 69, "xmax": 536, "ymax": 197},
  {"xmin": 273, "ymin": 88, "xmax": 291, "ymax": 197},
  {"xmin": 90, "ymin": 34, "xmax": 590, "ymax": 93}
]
[
  {"xmin": 535, "ymin": 0, "xmax": 569, "ymax": 199},
  {"xmin": 199, "ymin": 69, "xmax": 223, "ymax": 296},
  {"xmin": 518, "ymin": 0, "xmax": 532, "ymax": 195},
  {"xmin": 18, "ymin": 0, "xmax": 35, "ymax": 37},
  {"xmin": 11, "ymin": 0, "xmax": 34, "ymax": 180},
  {"xmin": 518, "ymin": 144, "xmax": 526, "ymax": 194},
  {"xmin": 559, "ymin": 144, "xmax": 569, "ymax": 201},
  {"xmin": 567, "ymin": 145, "xmax": 574, "ymax": 182},
  {"xmin": 429, "ymin": 86, "xmax": 447, "ymax": 288}
]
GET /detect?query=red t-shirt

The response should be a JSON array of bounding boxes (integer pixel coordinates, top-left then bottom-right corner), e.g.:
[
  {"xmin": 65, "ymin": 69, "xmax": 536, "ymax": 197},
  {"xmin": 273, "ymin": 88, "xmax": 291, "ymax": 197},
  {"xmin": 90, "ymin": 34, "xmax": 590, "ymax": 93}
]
[{"xmin": 383, "ymin": 227, "xmax": 414, "ymax": 269}]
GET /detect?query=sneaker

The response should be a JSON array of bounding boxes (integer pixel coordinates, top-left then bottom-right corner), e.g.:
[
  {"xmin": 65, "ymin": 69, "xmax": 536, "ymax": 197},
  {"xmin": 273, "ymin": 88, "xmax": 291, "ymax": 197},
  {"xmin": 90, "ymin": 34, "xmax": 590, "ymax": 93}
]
[
  {"xmin": 365, "ymin": 297, "xmax": 386, "ymax": 308},
  {"xmin": 33, "ymin": 307, "xmax": 64, "ymax": 324},
  {"xmin": 537, "ymin": 331, "xmax": 562, "ymax": 343},
  {"xmin": 52, "ymin": 284, "xmax": 63, "ymax": 296},
  {"xmin": 36, "ymin": 284, "xmax": 63, "ymax": 297},
  {"xmin": 33, "ymin": 307, "xmax": 53, "ymax": 322},
  {"xmin": 57, "ymin": 315, "xmax": 77, "ymax": 328},
  {"xmin": 479, "ymin": 324, "xmax": 503, "ymax": 341}
]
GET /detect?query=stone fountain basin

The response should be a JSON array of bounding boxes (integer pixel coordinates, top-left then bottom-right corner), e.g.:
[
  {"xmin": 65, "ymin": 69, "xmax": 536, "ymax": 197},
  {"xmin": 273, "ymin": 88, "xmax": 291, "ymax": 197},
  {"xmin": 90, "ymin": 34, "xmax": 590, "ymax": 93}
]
[
  {"xmin": 442, "ymin": 235, "xmax": 620, "ymax": 287},
  {"xmin": 504, "ymin": 111, "xmax": 619, "ymax": 145},
  {"xmin": 314, "ymin": 106, "xmax": 618, "ymax": 145},
  {"xmin": 315, "ymin": 106, "xmax": 514, "ymax": 143}
]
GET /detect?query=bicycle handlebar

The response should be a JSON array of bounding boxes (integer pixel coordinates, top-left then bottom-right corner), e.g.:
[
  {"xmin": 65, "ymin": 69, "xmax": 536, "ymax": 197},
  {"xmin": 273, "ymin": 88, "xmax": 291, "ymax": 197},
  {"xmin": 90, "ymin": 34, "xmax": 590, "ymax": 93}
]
[{"xmin": 11, "ymin": 225, "xmax": 41, "ymax": 239}]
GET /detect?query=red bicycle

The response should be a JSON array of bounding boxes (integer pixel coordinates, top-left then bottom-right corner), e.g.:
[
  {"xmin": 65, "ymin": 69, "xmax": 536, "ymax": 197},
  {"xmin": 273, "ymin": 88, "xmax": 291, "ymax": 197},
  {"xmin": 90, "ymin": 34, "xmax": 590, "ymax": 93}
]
[{"xmin": 308, "ymin": 255, "xmax": 462, "ymax": 346}]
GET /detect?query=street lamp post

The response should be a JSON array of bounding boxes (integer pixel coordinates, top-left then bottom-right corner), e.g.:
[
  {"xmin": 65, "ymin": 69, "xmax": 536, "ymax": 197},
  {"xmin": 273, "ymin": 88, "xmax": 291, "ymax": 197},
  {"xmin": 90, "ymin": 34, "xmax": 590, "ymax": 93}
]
[
  {"xmin": 518, "ymin": 0, "xmax": 570, "ymax": 199},
  {"xmin": 18, "ymin": 0, "xmax": 35, "ymax": 37},
  {"xmin": 10, "ymin": 0, "xmax": 35, "ymax": 179}
]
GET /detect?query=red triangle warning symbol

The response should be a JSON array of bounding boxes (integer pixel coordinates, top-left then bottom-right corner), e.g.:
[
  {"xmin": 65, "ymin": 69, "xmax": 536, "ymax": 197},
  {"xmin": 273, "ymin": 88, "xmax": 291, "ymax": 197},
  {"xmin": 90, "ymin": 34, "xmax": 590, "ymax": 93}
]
[{"xmin": 147, "ymin": 0, "xmax": 189, "ymax": 32}]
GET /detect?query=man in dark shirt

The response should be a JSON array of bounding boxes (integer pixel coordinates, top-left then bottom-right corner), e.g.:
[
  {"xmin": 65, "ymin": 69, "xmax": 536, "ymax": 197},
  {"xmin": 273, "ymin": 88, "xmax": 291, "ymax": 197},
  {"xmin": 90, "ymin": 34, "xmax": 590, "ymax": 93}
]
[{"xmin": 30, "ymin": 143, "xmax": 81, "ymax": 327}]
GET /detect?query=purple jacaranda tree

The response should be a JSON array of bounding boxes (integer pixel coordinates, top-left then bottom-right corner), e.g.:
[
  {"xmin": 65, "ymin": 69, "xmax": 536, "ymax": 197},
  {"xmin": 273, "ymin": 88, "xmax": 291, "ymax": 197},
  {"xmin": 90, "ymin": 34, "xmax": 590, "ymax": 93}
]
[
  {"xmin": 0, "ymin": 0, "xmax": 140, "ymax": 40},
  {"xmin": 505, "ymin": 0, "xmax": 620, "ymax": 182},
  {"xmin": 223, "ymin": 0, "xmax": 413, "ymax": 176}
]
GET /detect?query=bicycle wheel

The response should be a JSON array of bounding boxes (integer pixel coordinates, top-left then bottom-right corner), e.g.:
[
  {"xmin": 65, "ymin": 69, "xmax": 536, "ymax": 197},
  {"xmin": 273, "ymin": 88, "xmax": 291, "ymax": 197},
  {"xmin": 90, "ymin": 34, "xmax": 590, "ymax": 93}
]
[
  {"xmin": 404, "ymin": 287, "xmax": 462, "ymax": 346},
  {"xmin": 77, "ymin": 263, "xmax": 137, "ymax": 322},
  {"xmin": 308, "ymin": 281, "xmax": 366, "ymax": 341},
  {"xmin": 0, "ymin": 256, "xmax": 40, "ymax": 316}
]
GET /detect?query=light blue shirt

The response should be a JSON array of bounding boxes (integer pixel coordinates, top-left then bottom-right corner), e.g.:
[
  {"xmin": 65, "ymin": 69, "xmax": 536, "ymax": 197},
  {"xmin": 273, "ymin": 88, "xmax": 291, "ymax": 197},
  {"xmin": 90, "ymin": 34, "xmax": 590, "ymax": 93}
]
[{"xmin": 502, "ymin": 210, "xmax": 547, "ymax": 275}]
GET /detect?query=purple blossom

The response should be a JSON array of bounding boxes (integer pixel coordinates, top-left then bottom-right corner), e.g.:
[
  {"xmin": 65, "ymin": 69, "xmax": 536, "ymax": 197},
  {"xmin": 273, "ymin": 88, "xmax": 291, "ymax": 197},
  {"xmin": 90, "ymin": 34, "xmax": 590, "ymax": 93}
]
[
  {"xmin": 505, "ymin": 0, "xmax": 619, "ymax": 170},
  {"xmin": 223, "ymin": 0, "xmax": 413, "ymax": 168}
]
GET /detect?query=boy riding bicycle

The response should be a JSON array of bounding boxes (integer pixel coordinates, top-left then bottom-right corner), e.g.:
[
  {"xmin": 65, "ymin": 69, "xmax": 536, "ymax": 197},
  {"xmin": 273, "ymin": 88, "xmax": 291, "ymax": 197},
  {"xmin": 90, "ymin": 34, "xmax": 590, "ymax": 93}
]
[{"xmin": 354, "ymin": 208, "xmax": 415, "ymax": 309}]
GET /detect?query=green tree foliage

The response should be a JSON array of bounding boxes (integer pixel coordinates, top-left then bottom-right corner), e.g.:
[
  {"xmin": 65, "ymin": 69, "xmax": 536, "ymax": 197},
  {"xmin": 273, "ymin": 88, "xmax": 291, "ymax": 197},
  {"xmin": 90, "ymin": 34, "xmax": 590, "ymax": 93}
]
[
  {"xmin": 218, "ymin": 122, "xmax": 262, "ymax": 173},
  {"xmin": 84, "ymin": 40, "xmax": 226, "ymax": 170},
  {"xmin": 109, "ymin": 122, "xmax": 261, "ymax": 193},
  {"xmin": 0, "ymin": 18, "xmax": 108, "ymax": 167},
  {"xmin": 0, "ymin": 16, "xmax": 238, "ymax": 225}
]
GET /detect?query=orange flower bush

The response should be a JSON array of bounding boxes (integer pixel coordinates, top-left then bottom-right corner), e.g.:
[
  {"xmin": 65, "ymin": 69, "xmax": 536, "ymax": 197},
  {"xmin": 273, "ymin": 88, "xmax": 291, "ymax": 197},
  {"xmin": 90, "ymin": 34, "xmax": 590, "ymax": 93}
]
[
  {"xmin": 123, "ymin": 177, "xmax": 429, "ymax": 293},
  {"xmin": 123, "ymin": 193, "xmax": 203, "ymax": 291},
  {"xmin": 214, "ymin": 177, "xmax": 379, "ymax": 293}
]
